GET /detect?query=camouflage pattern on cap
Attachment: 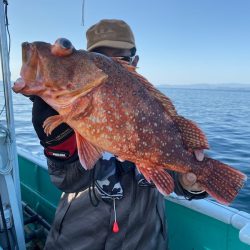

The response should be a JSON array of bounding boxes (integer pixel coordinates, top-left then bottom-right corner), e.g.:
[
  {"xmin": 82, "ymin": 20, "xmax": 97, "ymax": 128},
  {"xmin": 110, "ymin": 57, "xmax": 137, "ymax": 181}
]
[{"xmin": 86, "ymin": 19, "xmax": 136, "ymax": 52}]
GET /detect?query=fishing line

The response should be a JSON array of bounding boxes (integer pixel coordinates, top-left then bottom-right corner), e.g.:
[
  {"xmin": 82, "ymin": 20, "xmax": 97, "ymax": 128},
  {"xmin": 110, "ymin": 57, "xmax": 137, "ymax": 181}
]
[
  {"xmin": 3, "ymin": 0, "xmax": 11, "ymax": 54},
  {"xmin": 0, "ymin": 86, "xmax": 6, "ymax": 118},
  {"xmin": 0, "ymin": 102, "xmax": 6, "ymax": 117},
  {"xmin": 81, "ymin": 0, "xmax": 86, "ymax": 26}
]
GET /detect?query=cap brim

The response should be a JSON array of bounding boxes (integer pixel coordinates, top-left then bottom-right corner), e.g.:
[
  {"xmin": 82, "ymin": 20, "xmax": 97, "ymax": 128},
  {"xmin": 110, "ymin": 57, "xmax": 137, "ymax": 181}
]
[{"xmin": 87, "ymin": 40, "xmax": 135, "ymax": 52}]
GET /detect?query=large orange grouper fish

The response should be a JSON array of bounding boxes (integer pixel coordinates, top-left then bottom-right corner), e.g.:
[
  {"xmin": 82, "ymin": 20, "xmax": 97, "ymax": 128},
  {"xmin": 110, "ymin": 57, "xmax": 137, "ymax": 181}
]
[{"xmin": 12, "ymin": 38, "xmax": 247, "ymax": 205}]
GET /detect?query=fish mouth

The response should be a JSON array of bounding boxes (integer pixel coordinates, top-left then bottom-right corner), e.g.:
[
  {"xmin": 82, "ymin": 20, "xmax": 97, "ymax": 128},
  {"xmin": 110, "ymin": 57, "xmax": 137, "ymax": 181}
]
[
  {"xmin": 12, "ymin": 78, "xmax": 26, "ymax": 93},
  {"xmin": 12, "ymin": 77, "xmax": 45, "ymax": 96}
]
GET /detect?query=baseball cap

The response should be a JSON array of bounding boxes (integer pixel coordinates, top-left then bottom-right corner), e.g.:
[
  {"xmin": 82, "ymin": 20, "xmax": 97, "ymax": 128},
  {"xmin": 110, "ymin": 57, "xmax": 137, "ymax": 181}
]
[{"xmin": 86, "ymin": 19, "xmax": 136, "ymax": 52}]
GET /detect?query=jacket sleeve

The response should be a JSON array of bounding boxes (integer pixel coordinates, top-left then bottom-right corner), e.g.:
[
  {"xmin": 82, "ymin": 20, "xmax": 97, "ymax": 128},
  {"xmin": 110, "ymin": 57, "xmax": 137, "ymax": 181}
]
[
  {"xmin": 47, "ymin": 157, "xmax": 99, "ymax": 193},
  {"xmin": 46, "ymin": 156, "xmax": 116, "ymax": 193},
  {"xmin": 47, "ymin": 155, "xmax": 207, "ymax": 199},
  {"xmin": 170, "ymin": 171, "xmax": 208, "ymax": 200}
]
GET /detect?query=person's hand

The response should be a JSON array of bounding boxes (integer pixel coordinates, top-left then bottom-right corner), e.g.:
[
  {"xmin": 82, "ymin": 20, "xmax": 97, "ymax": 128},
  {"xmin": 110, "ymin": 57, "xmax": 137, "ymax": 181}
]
[
  {"xmin": 194, "ymin": 149, "xmax": 204, "ymax": 161},
  {"xmin": 178, "ymin": 149, "xmax": 205, "ymax": 193},
  {"xmin": 30, "ymin": 96, "xmax": 77, "ymax": 160},
  {"xmin": 178, "ymin": 172, "xmax": 204, "ymax": 193}
]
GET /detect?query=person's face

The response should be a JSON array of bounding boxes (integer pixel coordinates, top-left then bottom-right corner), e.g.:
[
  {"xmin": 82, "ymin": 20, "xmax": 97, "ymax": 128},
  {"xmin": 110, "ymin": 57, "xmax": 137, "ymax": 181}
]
[{"xmin": 92, "ymin": 47, "xmax": 139, "ymax": 66}]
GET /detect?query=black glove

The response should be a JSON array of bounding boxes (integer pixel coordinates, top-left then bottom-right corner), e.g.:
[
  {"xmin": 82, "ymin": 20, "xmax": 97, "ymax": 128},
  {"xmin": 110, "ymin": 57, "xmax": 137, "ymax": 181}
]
[{"xmin": 31, "ymin": 96, "xmax": 78, "ymax": 162}]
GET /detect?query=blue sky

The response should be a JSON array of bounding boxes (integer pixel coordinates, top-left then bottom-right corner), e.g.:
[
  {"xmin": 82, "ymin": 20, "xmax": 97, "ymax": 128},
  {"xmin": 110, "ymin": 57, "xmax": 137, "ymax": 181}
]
[{"xmin": 2, "ymin": 0, "xmax": 250, "ymax": 85}]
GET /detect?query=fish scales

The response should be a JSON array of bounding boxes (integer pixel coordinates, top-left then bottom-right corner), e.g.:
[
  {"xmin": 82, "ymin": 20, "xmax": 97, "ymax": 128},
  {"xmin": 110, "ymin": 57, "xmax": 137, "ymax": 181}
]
[
  {"xmin": 12, "ymin": 39, "xmax": 247, "ymax": 205},
  {"xmin": 77, "ymin": 64, "xmax": 181, "ymax": 164}
]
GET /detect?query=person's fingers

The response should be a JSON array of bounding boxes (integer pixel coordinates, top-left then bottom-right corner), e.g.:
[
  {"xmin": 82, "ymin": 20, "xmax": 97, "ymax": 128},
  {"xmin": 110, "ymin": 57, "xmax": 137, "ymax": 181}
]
[
  {"xmin": 188, "ymin": 182, "xmax": 203, "ymax": 191},
  {"xmin": 179, "ymin": 173, "xmax": 204, "ymax": 192},
  {"xmin": 181, "ymin": 172, "xmax": 197, "ymax": 186},
  {"xmin": 194, "ymin": 149, "xmax": 204, "ymax": 161}
]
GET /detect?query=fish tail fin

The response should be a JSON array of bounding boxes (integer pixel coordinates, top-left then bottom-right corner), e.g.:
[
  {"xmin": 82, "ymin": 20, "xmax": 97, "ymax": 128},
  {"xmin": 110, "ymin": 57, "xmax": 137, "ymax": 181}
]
[
  {"xmin": 138, "ymin": 165, "xmax": 174, "ymax": 195},
  {"xmin": 199, "ymin": 158, "xmax": 247, "ymax": 205}
]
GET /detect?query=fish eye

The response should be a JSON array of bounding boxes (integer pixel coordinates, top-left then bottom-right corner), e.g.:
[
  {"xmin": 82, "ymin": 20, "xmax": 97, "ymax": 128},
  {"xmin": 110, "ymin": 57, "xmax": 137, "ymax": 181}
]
[
  {"xmin": 51, "ymin": 38, "xmax": 74, "ymax": 56},
  {"xmin": 57, "ymin": 38, "xmax": 73, "ymax": 50}
]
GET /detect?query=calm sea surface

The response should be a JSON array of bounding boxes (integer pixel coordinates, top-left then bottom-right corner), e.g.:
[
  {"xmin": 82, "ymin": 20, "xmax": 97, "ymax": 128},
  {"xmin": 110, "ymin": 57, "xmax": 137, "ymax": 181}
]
[{"xmin": 0, "ymin": 84, "xmax": 249, "ymax": 213}]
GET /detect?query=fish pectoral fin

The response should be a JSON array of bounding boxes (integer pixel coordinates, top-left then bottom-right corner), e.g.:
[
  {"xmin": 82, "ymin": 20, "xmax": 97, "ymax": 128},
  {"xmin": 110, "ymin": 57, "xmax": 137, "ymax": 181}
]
[
  {"xmin": 43, "ymin": 114, "xmax": 65, "ymax": 136},
  {"xmin": 137, "ymin": 164, "xmax": 174, "ymax": 196},
  {"xmin": 173, "ymin": 115, "xmax": 209, "ymax": 151},
  {"xmin": 75, "ymin": 131, "xmax": 103, "ymax": 170}
]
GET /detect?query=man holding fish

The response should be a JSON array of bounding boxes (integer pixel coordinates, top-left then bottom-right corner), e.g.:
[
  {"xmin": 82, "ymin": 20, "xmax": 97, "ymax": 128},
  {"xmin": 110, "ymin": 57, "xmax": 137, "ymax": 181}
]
[
  {"xmin": 24, "ymin": 19, "xmax": 209, "ymax": 250},
  {"xmin": 26, "ymin": 20, "xmax": 207, "ymax": 250}
]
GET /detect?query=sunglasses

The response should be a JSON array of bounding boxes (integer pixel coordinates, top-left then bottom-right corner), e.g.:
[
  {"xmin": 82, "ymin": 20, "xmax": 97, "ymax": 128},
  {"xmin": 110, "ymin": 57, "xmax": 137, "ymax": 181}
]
[{"xmin": 119, "ymin": 56, "xmax": 135, "ymax": 64}]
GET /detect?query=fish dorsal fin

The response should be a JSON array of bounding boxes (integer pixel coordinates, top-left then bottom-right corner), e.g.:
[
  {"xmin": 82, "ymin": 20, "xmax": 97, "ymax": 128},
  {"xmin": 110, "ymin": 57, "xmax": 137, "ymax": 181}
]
[
  {"xmin": 113, "ymin": 57, "xmax": 178, "ymax": 117},
  {"xmin": 113, "ymin": 57, "xmax": 209, "ymax": 151},
  {"xmin": 112, "ymin": 57, "xmax": 137, "ymax": 72},
  {"xmin": 173, "ymin": 116, "xmax": 209, "ymax": 150},
  {"xmin": 75, "ymin": 131, "xmax": 103, "ymax": 170}
]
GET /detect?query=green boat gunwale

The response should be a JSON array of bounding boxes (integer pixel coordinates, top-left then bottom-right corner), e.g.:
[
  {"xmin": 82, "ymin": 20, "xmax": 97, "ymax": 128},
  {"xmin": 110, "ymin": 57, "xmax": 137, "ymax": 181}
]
[{"xmin": 166, "ymin": 194, "xmax": 250, "ymax": 246}]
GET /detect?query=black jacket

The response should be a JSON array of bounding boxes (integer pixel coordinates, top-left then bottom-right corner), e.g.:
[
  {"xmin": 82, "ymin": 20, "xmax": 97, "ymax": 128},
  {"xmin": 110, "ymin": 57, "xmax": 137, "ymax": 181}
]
[{"xmin": 44, "ymin": 157, "xmax": 207, "ymax": 250}]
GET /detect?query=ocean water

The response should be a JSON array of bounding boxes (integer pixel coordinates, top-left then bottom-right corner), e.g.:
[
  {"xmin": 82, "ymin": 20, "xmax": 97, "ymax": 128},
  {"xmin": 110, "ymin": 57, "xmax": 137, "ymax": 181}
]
[
  {"xmin": 0, "ymin": 84, "xmax": 249, "ymax": 213},
  {"xmin": 161, "ymin": 85, "xmax": 250, "ymax": 213}
]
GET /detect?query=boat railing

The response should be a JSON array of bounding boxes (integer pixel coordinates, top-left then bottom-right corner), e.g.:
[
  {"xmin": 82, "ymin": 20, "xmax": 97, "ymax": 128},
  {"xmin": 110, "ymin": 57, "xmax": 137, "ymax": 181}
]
[
  {"xmin": 18, "ymin": 146, "xmax": 250, "ymax": 247},
  {"xmin": 166, "ymin": 194, "xmax": 250, "ymax": 246}
]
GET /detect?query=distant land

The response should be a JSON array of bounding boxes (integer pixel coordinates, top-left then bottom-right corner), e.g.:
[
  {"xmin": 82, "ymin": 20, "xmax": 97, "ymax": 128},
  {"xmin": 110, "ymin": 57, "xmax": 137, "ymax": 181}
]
[{"xmin": 155, "ymin": 83, "xmax": 250, "ymax": 90}]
